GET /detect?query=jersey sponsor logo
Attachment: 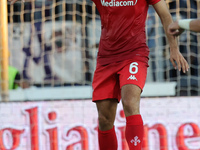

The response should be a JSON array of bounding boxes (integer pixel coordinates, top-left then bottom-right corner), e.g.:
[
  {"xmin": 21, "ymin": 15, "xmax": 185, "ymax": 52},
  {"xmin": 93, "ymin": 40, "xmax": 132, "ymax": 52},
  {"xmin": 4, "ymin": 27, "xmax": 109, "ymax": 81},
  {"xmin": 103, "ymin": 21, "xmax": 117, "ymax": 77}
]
[{"xmin": 101, "ymin": 0, "xmax": 138, "ymax": 7}]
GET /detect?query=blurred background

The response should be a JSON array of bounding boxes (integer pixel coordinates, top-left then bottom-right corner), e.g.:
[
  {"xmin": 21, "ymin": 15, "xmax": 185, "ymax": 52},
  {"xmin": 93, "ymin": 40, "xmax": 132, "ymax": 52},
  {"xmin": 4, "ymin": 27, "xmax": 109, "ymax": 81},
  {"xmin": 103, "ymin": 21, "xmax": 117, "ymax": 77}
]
[
  {"xmin": 0, "ymin": 0, "xmax": 200, "ymax": 149},
  {"xmin": 2, "ymin": 0, "xmax": 200, "ymax": 97}
]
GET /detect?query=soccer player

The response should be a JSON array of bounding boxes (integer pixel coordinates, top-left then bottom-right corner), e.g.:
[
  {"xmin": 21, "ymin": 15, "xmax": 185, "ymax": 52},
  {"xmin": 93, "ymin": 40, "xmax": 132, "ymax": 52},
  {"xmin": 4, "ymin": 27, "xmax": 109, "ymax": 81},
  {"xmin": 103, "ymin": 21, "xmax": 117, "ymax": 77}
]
[
  {"xmin": 168, "ymin": 19, "xmax": 200, "ymax": 36},
  {"xmin": 8, "ymin": 0, "xmax": 189, "ymax": 149},
  {"xmin": 91, "ymin": 0, "xmax": 189, "ymax": 149}
]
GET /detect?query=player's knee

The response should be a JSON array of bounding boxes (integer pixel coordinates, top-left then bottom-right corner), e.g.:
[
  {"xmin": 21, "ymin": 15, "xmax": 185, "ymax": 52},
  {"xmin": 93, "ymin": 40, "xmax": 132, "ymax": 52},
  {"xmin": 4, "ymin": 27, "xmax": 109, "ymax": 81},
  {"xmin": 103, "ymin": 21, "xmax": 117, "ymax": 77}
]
[
  {"xmin": 98, "ymin": 115, "xmax": 114, "ymax": 131},
  {"xmin": 122, "ymin": 96, "xmax": 140, "ymax": 116}
]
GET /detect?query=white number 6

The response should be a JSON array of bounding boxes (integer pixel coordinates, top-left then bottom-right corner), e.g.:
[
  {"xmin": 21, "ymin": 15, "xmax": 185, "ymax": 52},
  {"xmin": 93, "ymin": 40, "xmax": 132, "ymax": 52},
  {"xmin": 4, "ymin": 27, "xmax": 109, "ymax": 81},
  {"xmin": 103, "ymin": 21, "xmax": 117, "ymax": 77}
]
[{"xmin": 129, "ymin": 62, "xmax": 138, "ymax": 74}]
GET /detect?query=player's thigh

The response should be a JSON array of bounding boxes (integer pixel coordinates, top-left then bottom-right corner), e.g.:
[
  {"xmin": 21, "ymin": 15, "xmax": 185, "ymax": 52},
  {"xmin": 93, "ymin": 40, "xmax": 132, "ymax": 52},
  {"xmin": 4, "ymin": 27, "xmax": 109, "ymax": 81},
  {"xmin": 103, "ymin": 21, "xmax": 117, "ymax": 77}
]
[
  {"xmin": 121, "ymin": 84, "xmax": 142, "ymax": 101},
  {"xmin": 119, "ymin": 59, "xmax": 148, "ymax": 116},
  {"xmin": 121, "ymin": 84, "xmax": 142, "ymax": 116},
  {"xmin": 121, "ymin": 84, "xmax": 141, "ymax": 109}
]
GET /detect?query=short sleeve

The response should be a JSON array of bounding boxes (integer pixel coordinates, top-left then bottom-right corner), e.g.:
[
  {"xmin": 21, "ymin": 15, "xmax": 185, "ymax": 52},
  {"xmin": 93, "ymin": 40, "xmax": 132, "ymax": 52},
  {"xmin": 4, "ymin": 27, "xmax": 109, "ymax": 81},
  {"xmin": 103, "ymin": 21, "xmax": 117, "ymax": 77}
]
[{"xmin": 147, "ymin": 0, "xmax": 161, "ymax": 5}]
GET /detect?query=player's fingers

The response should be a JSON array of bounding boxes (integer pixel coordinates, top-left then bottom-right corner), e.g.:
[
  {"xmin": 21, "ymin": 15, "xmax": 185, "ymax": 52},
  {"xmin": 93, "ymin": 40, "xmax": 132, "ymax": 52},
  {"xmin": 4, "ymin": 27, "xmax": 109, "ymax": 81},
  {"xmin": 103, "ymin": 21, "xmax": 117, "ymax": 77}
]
[
  {"xmin": 186, "ymin": 60, "xmax": 189, "ymax": 71},
  {"xmin": 170, "ymin": 58, "xmax": 177, "ymax": 70},
  {"xmin": 176, "ymin": 58, "xmax": 181, "ymax": 72},
  {"xmin": 179, "ymin": 56, "xmax": 189, "ymax": 73},
  {"xmin": 168, "ymin": 29, "xmax": 180, "ymax": 36},
  {"xmin": 182, "ymin": 58, "xmax": 189, "ymax": 73},
  {"xmin": 175, "ymin": 57, "xmax": 181, "ymax": 71},
  {"xmin": 180, "ymin": 58, "xmax": 186, "ymax": 73},
  {"xmin": 170, "ymin": 31, "xmax": 177, "ymax": 35},
  {"xmin": 172, "ymin": 32, "xmax": 180, "ymax": 36},
  {"xmin": 168, "ymin": 28, "xmax": 176, "ymax": 34}
]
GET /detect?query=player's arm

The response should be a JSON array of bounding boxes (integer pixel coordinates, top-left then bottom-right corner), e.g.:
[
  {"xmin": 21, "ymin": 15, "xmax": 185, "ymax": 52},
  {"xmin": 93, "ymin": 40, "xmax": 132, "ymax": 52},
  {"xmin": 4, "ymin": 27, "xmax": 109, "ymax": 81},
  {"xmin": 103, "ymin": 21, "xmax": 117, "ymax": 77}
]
[
  {"xmin": 152, "ymin": 0, "xmax": 189, "ymax": 73},
  {"xmin": 190, "ymin": 19, "xmax": 200, "ymax": 32},
  {"xmin": 168, "ymin": 19, "xmax": 200, "ymax": 35}
]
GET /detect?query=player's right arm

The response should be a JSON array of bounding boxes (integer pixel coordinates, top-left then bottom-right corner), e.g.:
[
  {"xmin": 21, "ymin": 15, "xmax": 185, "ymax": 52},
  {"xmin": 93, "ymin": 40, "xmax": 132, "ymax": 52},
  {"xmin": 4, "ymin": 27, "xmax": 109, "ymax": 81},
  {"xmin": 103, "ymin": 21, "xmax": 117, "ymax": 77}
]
[{"xmin": 168, "ymin": 19, "xmax": 200, "ymax": 36}]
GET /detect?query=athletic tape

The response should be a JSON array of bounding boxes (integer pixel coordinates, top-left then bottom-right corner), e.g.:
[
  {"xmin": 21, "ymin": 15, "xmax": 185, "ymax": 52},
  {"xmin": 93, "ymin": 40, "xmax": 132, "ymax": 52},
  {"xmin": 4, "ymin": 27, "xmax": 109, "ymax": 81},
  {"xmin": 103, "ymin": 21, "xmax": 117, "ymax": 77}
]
[{"xmin": 178, "ymin": 19, "xmax": 194, "ymax": 30}]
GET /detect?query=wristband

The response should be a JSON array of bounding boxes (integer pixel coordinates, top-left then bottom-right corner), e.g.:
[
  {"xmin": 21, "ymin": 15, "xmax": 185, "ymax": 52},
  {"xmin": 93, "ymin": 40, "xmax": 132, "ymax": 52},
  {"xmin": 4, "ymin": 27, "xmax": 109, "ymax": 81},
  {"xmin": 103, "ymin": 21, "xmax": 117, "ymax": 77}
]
[{"xmin": 178, "ymin": 19, "xmax": 194, "ymax": 30}]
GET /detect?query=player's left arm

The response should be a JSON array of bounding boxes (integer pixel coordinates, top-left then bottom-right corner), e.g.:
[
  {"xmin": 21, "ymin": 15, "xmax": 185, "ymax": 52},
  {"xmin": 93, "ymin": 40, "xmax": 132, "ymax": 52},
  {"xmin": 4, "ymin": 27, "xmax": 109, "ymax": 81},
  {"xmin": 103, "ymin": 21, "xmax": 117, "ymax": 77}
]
[{"xmin": 152, "ymin": 0, "xmax": 189, "ymax": 73}]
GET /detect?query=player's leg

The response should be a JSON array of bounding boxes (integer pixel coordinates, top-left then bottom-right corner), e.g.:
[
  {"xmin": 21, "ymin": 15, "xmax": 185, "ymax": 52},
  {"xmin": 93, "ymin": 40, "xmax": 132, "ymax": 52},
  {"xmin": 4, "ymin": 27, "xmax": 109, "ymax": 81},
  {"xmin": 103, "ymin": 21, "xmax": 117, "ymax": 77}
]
[
  {"xmin": 121, "ymin": 84, "xmax": 141, "ymax": 116},
  {"xmin": 92, "ymin": 63, "xmax": 121, "ymax": 150},
  {"xmin": 121, "ymin": 84, "xmax": 143, "ymax": 150},
  {"xmin": 96, "ymin": 99, "xmax": 118, "ymax": 150},
  {"xmin": 119, "ymin": 58, "xmax": 148, "ymax": 150}
]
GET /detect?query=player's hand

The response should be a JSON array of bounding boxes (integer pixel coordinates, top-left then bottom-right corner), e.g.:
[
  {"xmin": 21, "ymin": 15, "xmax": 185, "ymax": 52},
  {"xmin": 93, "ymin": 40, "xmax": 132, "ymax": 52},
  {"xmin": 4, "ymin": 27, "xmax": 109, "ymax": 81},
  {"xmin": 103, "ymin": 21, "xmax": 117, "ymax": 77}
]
[
  {"xmin": 8, "ymin": 0, "xmax": 20, "ymax": 4},
  {"xmin": 170, "ymin": 49, "xmax": 189, "ymax": 73},
  {"xmin": 168, "ymin": 21, "xmax": 185, "ymax": 36}
]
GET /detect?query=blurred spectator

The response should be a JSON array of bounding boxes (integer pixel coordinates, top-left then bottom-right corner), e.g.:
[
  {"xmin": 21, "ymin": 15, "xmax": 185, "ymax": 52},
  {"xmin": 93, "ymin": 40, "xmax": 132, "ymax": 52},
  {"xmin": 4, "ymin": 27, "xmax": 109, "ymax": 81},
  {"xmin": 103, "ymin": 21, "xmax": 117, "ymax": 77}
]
[{"xmin": 8, "ymin": 66, "xmax": 30, "ymax": 90}]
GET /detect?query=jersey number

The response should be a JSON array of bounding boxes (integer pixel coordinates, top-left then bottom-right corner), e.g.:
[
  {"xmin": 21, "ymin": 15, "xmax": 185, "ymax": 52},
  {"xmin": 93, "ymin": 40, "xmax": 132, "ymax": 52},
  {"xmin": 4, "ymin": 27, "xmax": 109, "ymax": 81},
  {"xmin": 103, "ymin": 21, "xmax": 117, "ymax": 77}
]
[{"xmin": 129, "ymin": 62, "xmax": 138, "ymax": 74}]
